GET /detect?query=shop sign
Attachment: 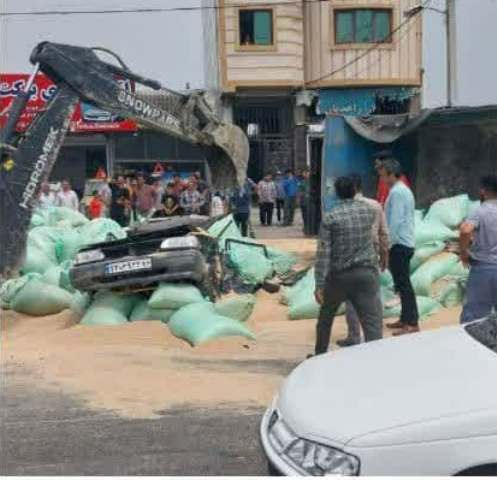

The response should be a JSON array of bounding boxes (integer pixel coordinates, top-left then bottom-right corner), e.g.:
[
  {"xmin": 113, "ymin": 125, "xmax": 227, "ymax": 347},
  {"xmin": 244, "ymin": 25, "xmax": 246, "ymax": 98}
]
[{"xmin": 0, "ymin": 73, "xmax": 137, "ymax": 132}]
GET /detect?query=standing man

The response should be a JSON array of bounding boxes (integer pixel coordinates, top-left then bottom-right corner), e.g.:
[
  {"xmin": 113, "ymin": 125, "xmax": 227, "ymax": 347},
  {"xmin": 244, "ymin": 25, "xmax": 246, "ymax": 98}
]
[
  {"xmin": 180, "ymin": 182, "xmax": 204, "ymax": 215},
  {"xmin": 459, "ymin": 174, "xmax": 497, "ymax": 323},
  {"xmin": 257, "ymin": 174, "xmax": 278, "ymax": 226},
  {"xmin": 283, "ymin": 170, "xmax": 298, "ymax": 226},
  {"xmin": 275, "ymin": 172, "xmax": 286, "ymax": 224},
  {"xmin": 314, "ymin": 177, "xmax": 383, "ymax": 356},
  {"xmin": 382, "ymin": 158, "xmax": 419, "ymax": 335},
  {"xmin": 109, "ymin": 175, "xmax": 130, "ymax": 227},
  {"xmin": 38, "ymin": 182, "xmax": 56, "ymax": 208},
  {"xmin": 298, "ymin": 169, "xmax": 311, "ymax": 234},
  {"xmin": 375, "ymin": 152, "xmax": 411, "ymax": 207},
  {"xmin": 230, "ymin": 179, "xmax": 252, "ymax": 237},
  {"xmin": 135, "ymin": 173, "xmax": 157, "ymax": 217},
  {"xmin": 337, "ymin": 174, "xmax": 390, "ymax": 347},
  {"xmin": 55, "ymin": 180, "xmax": 79, "ymax": 211}
]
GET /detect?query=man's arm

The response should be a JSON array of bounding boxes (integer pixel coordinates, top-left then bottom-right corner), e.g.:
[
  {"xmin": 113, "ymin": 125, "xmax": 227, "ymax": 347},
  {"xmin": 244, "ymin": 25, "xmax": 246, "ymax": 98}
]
[
  {"xmin": 314, "ymin": 219, "xmax": 332, "ymax": 303},
  {"xmin": 377, "ymin": 207, "xmax": 390, "ymax": 270},
  {"xmin": 459, "ymin": 221, "xmax": 476, "ymax": 267}
]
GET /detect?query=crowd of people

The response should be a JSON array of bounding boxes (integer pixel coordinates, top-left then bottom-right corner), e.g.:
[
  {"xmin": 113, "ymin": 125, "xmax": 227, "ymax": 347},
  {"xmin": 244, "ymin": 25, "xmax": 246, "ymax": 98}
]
[
  {"xmin": 312, "ymin": 155, "xmax": 497, "ymax": 357},
  {"xmin": 37, "ymin": 171, "xmax": 217, "ymax": 226},
  {"xmin": 37, "ymin": 168, "xmax": 314, "ymax": 238}
]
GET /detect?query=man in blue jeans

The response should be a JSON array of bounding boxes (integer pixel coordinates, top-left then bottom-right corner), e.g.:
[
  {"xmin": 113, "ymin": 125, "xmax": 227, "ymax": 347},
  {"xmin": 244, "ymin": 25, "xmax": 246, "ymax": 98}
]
[
  {"xmin": 381, "ymin": 158, "xmax": 419, "ymax": 335},
  {"xmin": 460, "ymin": 174, "xmax": 497, "ymax": 323},
  {"xmin": 283, "ymin": 170, "xmax": 299, "ymax": 226}
]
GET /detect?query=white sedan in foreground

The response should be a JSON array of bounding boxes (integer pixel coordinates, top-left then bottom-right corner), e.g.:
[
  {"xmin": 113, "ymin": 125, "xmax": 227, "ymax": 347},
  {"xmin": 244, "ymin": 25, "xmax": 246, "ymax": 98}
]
[{"xmin": 260, "ymin": 315, "xmax": 497, "ymax": 476}]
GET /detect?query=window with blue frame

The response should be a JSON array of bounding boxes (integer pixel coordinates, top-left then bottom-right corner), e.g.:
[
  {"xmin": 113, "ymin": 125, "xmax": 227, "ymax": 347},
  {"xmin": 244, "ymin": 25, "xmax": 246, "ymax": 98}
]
[
  {"xmin": 239, "ymin": 9, "xmax": 273, "ymax": 46},
  {"xmin": 335, "ymin": 8, "xmax": 392, "ymax": 45}
]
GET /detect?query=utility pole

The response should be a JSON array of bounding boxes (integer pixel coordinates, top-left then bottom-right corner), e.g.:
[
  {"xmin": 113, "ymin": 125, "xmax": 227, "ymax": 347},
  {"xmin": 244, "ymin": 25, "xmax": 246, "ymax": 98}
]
[{"xmin": 446, "ymin": 0, "xmax": 457, "ymax": 107}]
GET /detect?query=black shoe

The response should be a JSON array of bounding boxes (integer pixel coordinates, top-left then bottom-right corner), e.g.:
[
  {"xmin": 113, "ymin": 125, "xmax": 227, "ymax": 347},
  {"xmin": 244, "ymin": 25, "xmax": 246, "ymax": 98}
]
[
  {"xmin": 306, "ymin": 354, "xmax": 314, "ymax": 360},
  {"xmin": 336, "ymin": 337, "xmax": 360, "ymax": 348}
]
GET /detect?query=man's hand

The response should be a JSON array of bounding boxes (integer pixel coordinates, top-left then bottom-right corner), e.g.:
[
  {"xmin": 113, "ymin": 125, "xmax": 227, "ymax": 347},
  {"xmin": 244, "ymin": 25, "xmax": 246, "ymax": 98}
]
[
  {"xmin": 379, "ymin": 252, "xmax": 389, "ymax": 272},
  {"xmin": 314, "ymin": 289, "xmax": 324, "ymax": 305},
  {"xmin": 460, "ymin": 250, "xmax": 471, "ymax": 268}
]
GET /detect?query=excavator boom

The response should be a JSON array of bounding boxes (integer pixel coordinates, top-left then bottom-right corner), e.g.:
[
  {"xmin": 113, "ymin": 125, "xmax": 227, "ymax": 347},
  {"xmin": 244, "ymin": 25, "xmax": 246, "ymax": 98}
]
[{"xmin": 0, "ymin": 41, "xmax": 249, "ymax": 278}]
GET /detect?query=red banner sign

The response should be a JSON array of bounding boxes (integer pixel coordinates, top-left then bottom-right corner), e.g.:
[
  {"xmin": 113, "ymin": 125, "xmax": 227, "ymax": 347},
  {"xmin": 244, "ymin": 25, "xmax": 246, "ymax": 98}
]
[{"xmin": 0, "ymin": 73, "xmax": 137, "ymax": 133}]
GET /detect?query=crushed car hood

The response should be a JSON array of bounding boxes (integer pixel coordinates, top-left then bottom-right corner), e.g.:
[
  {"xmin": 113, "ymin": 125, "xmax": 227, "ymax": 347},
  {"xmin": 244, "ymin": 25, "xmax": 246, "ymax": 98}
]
[
  {"xmin": 79, "ymin": 215, "xmax": 212, "ymax": 251},
  {"xmin": 277, "ymin": 326, "xmax": 497, "ymax": 447}
]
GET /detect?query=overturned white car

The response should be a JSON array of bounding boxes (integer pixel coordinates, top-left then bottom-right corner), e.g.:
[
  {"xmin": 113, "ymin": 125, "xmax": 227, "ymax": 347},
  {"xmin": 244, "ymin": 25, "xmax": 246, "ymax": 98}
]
[{"xmin": 260, "ymin": 315, "xmax": 497, "ymax": 476}]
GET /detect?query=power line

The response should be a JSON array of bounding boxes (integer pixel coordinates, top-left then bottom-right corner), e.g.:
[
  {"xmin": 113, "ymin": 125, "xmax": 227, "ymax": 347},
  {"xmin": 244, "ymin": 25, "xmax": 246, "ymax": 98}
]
[
  {"xmin": 0, "ymin": 0, "xmax": 318, "ymax": 17},
  {"xmin": 304, "ymin": 6, "xmax": 423, "ymax": 85}
]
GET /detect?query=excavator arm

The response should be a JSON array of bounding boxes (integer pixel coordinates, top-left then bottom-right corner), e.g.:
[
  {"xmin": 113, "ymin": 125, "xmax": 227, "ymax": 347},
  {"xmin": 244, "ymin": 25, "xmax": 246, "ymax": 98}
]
[{"xmin": 0, "ymin": 41, "xmax": 249, "ymax": 278}]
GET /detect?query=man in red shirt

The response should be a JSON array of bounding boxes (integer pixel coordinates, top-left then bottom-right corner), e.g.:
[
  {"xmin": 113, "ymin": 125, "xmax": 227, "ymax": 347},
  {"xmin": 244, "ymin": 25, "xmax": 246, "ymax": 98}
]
[
  {"xmin": 375, "ymin": 158, "xmax": 411, "ymax": 207},
  {"xmin": 88, "ymin": 191, "xmax": 104, "ymax": 219}
]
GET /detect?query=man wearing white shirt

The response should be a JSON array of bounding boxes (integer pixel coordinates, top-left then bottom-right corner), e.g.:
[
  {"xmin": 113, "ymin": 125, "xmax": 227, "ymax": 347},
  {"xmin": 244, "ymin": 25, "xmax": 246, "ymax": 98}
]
[
  {"xmin": 56, "ymin": 179, "xmax": 79, "ymax": 211},
  {"xmin": 38, "ymin": 182, "xmax": 56, "ymax": 208}
]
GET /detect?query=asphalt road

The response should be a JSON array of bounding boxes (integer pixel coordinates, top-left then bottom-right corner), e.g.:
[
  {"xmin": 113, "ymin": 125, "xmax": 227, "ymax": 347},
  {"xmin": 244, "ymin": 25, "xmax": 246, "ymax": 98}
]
[{"xmin": 1, "ymin": 370, "xmax": 268, "ymax": 476}]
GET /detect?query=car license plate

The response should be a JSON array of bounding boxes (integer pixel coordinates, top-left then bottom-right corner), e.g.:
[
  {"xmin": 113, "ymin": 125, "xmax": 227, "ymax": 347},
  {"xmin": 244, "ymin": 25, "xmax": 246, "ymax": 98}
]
[{"xmin": 105, "ymin": 258, "xmax": 152, "ymax": 275}]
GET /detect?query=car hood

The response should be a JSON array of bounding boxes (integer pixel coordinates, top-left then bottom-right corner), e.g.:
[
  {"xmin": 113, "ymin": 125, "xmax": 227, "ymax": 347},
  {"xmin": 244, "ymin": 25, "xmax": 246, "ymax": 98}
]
[{"xmin": 277, "ymin": 326, "xmax": 497, "ymax": 447}]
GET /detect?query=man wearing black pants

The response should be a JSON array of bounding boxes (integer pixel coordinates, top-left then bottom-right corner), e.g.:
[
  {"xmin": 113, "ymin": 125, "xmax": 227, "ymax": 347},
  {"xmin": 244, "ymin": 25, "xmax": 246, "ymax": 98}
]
[
  {"xmin": 380, "ymin": 158, "xmax": 419, "ymax": 335},
  {"xmin": 314, "ymin": 177, "xmax": 383, "ymax": 355},
  {"xmin": 257, "ymin": 174, "xmax": 277, "ymax": 226}
]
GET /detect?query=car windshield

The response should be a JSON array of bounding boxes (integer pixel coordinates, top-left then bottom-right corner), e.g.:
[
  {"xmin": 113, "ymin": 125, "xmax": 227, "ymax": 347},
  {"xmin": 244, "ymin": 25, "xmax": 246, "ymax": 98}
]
[{"xmin": 465, "ymin": 314, "xmax": 497, "ymax": 353}]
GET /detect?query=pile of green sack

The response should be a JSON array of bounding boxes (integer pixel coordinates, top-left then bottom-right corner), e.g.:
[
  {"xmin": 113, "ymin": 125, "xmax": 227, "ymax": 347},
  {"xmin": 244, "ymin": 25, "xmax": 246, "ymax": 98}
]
[
  {"xmin": 79, "ymin": 283, "xmax": 257, "ymax": 346},
  {"xmin": 1, "ymin": 207, "xmax": 127, "ymax": 317},
  {"xmin": 208, "ymin": 215, "xmax": 297, "ymax": 285},
  {"xmin": 283, "ymin": 194, "xmax": 476, "ymax": 322}
]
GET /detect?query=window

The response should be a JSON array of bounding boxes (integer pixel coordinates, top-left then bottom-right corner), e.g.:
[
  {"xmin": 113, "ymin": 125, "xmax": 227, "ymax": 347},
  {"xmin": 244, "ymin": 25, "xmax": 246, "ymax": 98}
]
[
  {"xmin": 335, "ymin": 9, "xmax": 392, "ymax": 45},
  {"xmin": 239, "ymin": 9, "xmax": 273, "ymax": 46}
]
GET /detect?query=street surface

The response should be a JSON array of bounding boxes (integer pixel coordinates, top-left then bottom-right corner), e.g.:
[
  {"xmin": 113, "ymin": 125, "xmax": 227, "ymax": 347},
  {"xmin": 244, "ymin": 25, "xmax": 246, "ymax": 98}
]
[{"xmin": 1, "ymin": 215, "xmax": 460, "ymax": 475}]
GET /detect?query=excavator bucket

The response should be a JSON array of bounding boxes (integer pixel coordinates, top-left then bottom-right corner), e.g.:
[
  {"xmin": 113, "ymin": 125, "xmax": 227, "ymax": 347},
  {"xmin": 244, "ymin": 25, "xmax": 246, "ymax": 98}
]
[{"xmin": 209, "ymin": 122, "xmax": 249, "ymax": 189}]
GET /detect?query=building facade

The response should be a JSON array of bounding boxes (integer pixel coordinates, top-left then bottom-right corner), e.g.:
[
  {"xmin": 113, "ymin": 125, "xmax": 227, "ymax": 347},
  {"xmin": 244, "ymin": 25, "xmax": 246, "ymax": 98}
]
[{"xmin": 206, "ymin": 0, "xmax": 423, "ymax": 224}]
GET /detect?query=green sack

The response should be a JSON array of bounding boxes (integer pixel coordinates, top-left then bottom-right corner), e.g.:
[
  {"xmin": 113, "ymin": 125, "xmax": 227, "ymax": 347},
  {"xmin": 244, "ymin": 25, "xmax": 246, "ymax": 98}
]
[
  {"xmin": 42, "ymin": 265, "xmax": 63, "ymax": 286},
  {"xmin": 169, "ymin": 302, "xmax": 256, "ymax": 346},
  {"xmin": 289, "ymin": 295, "xmax": 345, "ymax": 320},
  {"xmin": 129, "ymin": 299, "xmax": 175, "ymax": 323},
  {"xmin": 81, "ymin": 291, "xmax": 140, "ymax": 326},
  {"xmin": 21, "ymin": 246, "xmax": 57, "ymax": 275},
  {"xmin": 410, "ymin": 253, "xmax": 460, "ymax": 297},
  {"xmin": 59, "ymin": 260, "xmax": 76, "ymax": 293},
  {"xmin": 414, "ymin": 209, "xmax": 425, "ymax": 223},
  {"xmin": 57, "ymin": 230, "xmax": 83, "ymax": 263},
  {"xmin": 415, "ymin": 220, "xmax": 458, "ymax": 246},
  {"xmin": 0, "ymin": 274, "xmax": 41, "ymax": 309},
  {"xmin": 27, "ymin": 226, "xmax": 62, "ymax": 263},
  {"xmin": 379, "ymin": 270, "xmax": 394, "ymax": 288},
  {"xmin": 47, "ymin": 206, "xmax": 89, "ymax": 227},
  {"xmin": 424, "ymin": 194, "xmax": 469, "ymax": 229},
  {"xmin": 227, "ymin": 243, "xmax": 274, "ymax": 285},
  {"xmin": 70, "ymin": 291, "xmax": 91, "ymax": 316},
  {"xmin": 148, "ymin": 283, "xmax": 205, "ymax": 310},
  {"xmin": 384, "ymin": 296, "xmax": 442, "ymax": 319},
  {"xmin": 266, "ymin": 248, "xmax": 297, "ymax": 276},
  {"xmin": 11, "ymin": 278, "xmax": 73, "ymax": 316},
  {"xmin": 439, "ymin": 282, "xmax": 465, "ymax": 308},
  {"xmin": 207, "ymin": 215, "xmax": 242, "ymax": 250},
  {"xmin": 78, "ymin": 218, "xmax": 127, "ymax": 247},
  {"xmin": 410, "ymin": 241, "xmax": 446, "ymax": 273},
  {"xmin": 214, "ymin": 294, "xmax": 256, "ymax": 322},
  {"xmin": 288, "ymin": 294, "xmax": 320, "ymax": 320}
]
